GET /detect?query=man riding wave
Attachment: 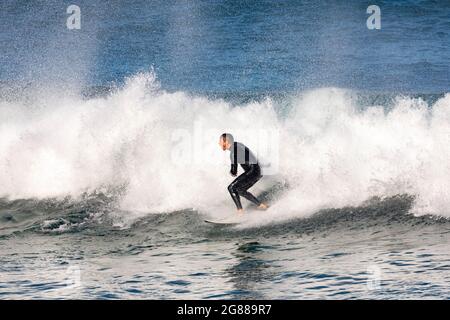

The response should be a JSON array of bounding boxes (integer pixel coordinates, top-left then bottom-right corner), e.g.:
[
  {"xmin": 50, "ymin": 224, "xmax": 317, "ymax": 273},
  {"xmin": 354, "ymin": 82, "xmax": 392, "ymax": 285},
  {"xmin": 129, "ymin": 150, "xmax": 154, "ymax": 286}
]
[{"xmin": 219, "ymin": 133, "xmax": 269, "ymax": 214}]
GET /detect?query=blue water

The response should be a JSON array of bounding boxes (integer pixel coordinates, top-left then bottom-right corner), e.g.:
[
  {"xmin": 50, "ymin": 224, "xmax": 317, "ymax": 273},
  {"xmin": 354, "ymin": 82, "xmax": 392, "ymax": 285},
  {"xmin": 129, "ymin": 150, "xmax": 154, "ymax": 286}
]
[
  {"xmin": 1, "ymin": 1, "xmax": 450, "ymax": 300},
  {"xmin": 1, "ymin": 0, "xmax": 449, "ymax": 94}
]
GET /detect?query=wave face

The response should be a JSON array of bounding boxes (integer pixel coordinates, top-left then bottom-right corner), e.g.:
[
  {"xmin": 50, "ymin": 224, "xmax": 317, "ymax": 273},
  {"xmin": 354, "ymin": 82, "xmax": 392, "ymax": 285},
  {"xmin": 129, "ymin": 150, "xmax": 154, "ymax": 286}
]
[{"xmin": 1, "ymin": 72, "xmax": 450, "ymax": 224}]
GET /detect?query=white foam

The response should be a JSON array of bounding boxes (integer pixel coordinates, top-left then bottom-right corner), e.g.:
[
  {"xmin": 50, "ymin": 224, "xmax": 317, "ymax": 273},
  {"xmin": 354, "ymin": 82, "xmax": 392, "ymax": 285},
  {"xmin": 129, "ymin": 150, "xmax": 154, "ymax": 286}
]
[{"xmin": 1, "ymin": 72, "xmax": 450, "ymax": 225}]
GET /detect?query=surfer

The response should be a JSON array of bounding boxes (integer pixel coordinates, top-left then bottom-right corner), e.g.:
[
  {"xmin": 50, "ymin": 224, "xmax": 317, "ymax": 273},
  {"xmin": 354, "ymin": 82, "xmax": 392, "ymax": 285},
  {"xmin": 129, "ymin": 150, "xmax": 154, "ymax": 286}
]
[{"xmin": 219, "ymin": 133, "xmax": 269, "ymax": 214}]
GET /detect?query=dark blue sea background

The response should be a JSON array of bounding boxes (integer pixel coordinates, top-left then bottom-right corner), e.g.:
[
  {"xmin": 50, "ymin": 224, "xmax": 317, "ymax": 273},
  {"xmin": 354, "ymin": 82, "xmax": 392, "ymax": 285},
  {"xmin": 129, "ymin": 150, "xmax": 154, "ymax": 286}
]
[{"xmin": 1, "ymin": 0, "xmax": 449, "ymax": 94}]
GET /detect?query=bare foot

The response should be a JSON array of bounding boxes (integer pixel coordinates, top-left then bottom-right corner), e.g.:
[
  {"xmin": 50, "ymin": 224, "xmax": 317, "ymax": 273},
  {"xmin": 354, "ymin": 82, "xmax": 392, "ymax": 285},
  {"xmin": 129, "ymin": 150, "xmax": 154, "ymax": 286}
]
[
  {"xmin": 257, "ymin": 203, "xmax": 269, "ymax": 210},
  {"xmin": 237, "ymin": 209, "xmax": 244, "ymax": 214}
]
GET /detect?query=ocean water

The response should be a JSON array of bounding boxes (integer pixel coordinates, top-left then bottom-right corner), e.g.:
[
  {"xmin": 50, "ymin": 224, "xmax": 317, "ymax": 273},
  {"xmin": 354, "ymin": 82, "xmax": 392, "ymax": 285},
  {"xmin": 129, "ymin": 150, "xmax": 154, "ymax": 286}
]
[{"xmin": 0, "ymin": 0, "xmax": 450, "ymax": 299}]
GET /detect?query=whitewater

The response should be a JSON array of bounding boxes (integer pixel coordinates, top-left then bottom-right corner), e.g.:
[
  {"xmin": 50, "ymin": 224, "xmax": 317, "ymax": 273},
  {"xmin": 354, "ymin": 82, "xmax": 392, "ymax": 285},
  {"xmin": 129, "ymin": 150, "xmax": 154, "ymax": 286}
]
[{"xmin": 1, "ymin": 72, "xmax": 450, "ymax": 225}]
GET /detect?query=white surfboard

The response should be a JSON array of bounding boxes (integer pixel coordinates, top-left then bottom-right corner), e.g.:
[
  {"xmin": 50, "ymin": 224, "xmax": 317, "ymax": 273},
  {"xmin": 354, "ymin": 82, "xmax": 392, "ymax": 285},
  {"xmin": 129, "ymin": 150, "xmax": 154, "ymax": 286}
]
[{"xmin": 204, "ymin": 215, "xmax": 244, "ymax": 225}]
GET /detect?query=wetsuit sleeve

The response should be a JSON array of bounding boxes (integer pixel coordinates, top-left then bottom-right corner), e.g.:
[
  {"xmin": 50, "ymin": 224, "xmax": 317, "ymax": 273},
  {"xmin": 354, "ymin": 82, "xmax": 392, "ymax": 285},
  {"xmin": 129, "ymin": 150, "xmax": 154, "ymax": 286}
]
[
  {"xmin": 230, "ymin": 142, "xmax": 238, "ymax": 175},
  {"xmin": 230, "ymin": 163, "xmax": 237, "ymax": 176}
]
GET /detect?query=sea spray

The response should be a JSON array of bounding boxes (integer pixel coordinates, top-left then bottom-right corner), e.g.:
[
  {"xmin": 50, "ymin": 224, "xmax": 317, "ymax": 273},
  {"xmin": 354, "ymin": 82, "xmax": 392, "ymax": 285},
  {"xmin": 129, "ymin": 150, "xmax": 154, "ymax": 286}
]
[{"xmin": 1, "ymin": 72, "xmax": 450, "ymax": 224}]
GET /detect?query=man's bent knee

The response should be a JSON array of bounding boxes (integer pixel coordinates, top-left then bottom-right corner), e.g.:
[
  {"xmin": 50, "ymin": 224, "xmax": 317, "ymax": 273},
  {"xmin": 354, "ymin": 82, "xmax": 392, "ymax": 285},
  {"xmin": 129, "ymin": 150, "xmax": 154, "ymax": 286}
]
[{"xmin": 228, "ymin": 183, "xmax": 237, "ymax": 194}]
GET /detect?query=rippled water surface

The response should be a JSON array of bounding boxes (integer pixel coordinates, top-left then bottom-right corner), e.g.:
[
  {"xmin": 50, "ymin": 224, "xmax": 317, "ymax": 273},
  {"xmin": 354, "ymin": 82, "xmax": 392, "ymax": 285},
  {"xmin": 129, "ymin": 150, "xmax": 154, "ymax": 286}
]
[{"xmin": 1, "ymin": 197, "xmax": 449, "ymax": 299}]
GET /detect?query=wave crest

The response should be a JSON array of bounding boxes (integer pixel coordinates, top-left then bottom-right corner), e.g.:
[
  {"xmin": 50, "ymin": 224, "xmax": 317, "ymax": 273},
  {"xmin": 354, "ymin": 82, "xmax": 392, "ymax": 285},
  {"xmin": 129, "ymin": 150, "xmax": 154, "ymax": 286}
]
[{"xmin": 1, "ymin": 72, "xmax": 450, "ymax": 223}]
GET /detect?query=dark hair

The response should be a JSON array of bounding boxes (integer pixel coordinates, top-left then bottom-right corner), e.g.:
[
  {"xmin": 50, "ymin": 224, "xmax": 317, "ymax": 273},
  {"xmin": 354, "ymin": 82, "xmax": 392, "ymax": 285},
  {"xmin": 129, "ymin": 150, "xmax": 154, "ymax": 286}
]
[{"xmin": 220, "ymin": 133, "xmax": 234, "ymax": 144}]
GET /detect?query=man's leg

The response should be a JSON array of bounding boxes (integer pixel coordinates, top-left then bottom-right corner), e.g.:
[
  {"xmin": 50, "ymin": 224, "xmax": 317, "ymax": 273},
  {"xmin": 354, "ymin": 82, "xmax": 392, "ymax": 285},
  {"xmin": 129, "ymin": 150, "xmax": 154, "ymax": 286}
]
[
  {"xmin": 228, "ymin": 168, "xmax": 268, "ymax": 212},
  {"xmin": 236, "ymin": 170, "xmax": 262, "ymax": 206},
  {"xmin": 238, "ymin": 189, "xmax": 261, "ymax": 206},
  {"xmin": 228, "ymin": 177, "xmax": 243, "ymax": 210}
]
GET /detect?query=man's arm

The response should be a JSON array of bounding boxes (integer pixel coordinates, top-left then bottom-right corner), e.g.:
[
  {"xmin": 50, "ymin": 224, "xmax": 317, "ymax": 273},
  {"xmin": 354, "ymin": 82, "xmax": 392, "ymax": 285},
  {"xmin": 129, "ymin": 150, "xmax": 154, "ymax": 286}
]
[
  {"xmin": 230, "ymin": 163, "xmax": 237, "ymax": 176},
  {"xmin": 230, "ymin": 142, "xmax": 238, "ymax": 176}
]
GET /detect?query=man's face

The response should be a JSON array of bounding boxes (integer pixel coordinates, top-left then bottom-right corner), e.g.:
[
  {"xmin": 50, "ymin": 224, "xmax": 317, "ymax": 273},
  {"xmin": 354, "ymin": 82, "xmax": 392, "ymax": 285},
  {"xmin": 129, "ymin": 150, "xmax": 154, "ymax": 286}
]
[{"xmin": 219, "ymin": 137, "xmax": 230, "ymax": 151}]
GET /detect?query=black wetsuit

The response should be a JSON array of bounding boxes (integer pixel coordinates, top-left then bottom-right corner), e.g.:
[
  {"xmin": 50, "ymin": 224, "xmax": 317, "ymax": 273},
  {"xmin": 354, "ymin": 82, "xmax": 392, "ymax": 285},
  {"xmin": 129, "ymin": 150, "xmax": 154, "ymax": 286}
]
[{"xmin": 227, "ymin": 142, "xmax": 262, "ymax": 210}]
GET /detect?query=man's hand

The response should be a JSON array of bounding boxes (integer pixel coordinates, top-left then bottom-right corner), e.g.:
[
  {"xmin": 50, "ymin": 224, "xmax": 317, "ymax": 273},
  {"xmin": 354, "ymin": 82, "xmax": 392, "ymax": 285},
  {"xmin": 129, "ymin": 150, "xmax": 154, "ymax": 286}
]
[{"xmin": 230, "ymin": 170, "xmax": 237, "ymax": 177}]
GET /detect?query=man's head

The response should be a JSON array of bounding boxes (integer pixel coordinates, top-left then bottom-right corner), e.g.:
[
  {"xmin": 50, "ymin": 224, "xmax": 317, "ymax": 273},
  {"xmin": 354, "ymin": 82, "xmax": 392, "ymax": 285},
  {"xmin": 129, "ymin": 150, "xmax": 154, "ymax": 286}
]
[{"xmin": 219, "ymin": 133, "xmax": 234, "ymax": 150}]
